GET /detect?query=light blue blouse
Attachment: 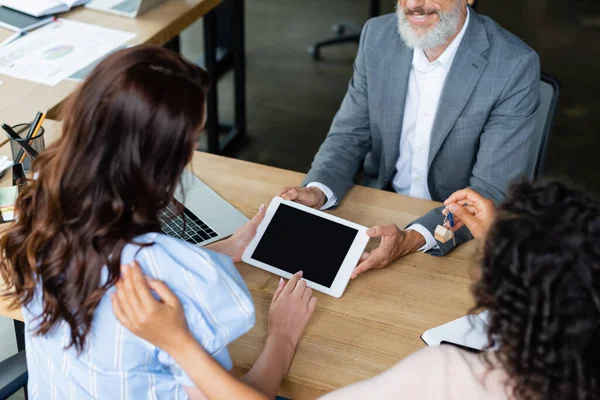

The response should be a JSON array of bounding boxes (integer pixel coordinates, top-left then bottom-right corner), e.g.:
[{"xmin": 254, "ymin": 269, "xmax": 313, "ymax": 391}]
[{"xmin": 23, "ymin": 232, "xmax": 255, "ymax": 399}]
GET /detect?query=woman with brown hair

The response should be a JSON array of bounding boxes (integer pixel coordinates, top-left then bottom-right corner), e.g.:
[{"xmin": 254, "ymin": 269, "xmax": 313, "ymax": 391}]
[{"xmin": 0, "ymin": 45, "xmax": 316, "ymax": 399}]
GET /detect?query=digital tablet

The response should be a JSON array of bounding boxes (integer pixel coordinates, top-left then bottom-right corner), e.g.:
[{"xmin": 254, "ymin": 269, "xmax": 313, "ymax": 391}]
[{"xmin": 242, "ymin": 197, "xmax": 370, "ymax": 298}]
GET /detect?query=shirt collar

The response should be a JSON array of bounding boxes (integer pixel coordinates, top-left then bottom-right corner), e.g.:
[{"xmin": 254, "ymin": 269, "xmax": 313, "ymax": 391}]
[{"xmin": 412, "ymin": 7, "xmax": 470, "ymax": 71}]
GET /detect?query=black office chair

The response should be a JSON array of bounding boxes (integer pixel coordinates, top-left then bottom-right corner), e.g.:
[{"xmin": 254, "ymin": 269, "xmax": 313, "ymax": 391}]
[
  {"xmin": 308, "ymin": 0, "xmax": 380, "ymax": 60},
  {"xmin": 0, "ymin": 351, "xmax": 27, "ymax": 400},
  {"xmin": 0, "ymin": 321, "xmax": 27, "ymax": 400},
  {"xmin": 527, "ymin": 74, "xmax": 561, "ymax": 179}
]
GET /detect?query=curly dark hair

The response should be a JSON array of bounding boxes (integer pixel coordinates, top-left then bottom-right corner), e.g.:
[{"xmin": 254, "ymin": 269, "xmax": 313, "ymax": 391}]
[{"xmin": 472, "ymin": 180, "xmax": 600, "ymax": 400}]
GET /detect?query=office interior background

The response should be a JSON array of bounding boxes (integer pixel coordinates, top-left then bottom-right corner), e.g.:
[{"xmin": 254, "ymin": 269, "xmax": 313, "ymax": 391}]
[
  {"xmin": 1, "ymin": 0, "xmax": 599, "ymax": 398},
  {"xmin": 192, "ymin": 0, "xmax": 600, "ymax": 194}
]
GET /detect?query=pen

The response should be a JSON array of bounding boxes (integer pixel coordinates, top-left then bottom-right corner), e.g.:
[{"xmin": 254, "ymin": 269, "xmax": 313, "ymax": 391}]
[
  {"xmin": 2, "ymin": 122, "xmax": 39, "ymax": 160},
  {"xmin": 0, "ymin": 31, "xmax": 26, "ymax": 49},
  {"xmin": 17, "ymin": 111, "xmax": 45, "ymax": 164}
]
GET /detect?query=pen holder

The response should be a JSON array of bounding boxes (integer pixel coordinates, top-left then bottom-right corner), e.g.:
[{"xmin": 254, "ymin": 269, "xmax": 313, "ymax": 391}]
[{"xmin": 5, "ymin": 123, "xmax": 45, "ymax": 172}]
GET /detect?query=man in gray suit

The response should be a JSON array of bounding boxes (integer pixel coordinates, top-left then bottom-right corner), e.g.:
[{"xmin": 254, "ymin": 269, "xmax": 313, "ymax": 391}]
[{"xmin": 280, "ymin": 0, "xmax": 540, "ymax": 278}]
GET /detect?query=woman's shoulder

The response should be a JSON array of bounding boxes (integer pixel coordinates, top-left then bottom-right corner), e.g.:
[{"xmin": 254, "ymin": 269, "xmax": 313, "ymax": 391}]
[
  {"xmin": 122, "ymin": 232, "xmax": 232, "ymax": 275},
  {"xmin": 382, "ymin": 346, "xmax": 511, "ymax": 399},
  {"xmin": 122, "ymin": 232, "xmax": 256, "ymax": 353}
]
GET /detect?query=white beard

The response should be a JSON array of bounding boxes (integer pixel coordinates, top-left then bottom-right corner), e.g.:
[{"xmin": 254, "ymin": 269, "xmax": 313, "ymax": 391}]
[{"xmin": 397, "ymin": 1, "xmax": 463, "ymax": 50}]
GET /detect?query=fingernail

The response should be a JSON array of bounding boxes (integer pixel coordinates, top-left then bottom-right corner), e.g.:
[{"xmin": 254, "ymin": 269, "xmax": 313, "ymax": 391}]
[
  {"xmin": 296, "ymin": 271, "xmax": 303, "ymax": 277},
  {"xmin": 259, "ymin": 204, "xmax": 265, "ymax": 212},
  {"xmin": 279, "ymin": 278, "xmax": 284, "ymax": 287},
  {"xmin": 448, "ymin": 204, "xmax": 458, "ymax": 212}
]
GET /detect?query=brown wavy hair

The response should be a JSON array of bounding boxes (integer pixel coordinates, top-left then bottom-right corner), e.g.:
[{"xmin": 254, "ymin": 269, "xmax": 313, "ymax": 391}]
[
  {"xmin": 473, "ymin": 180, "xmax": 600, "ymax": 399},
  {"xmin": 0, "ymin": 45, "xmax": 210, "ymax": 352}
]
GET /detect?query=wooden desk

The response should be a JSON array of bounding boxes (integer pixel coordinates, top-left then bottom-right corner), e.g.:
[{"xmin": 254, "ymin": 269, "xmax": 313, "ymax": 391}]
[
  {"xmin": 0, "ymin": 121, "xmax": 479, "ymax": 399},
  {"xmin": 0, "ymin": 0, "xmax": 222, "ymax": 125},
  {"xmin": 195, "ymin": 153, "xmax": 479, "ymax": 399}
]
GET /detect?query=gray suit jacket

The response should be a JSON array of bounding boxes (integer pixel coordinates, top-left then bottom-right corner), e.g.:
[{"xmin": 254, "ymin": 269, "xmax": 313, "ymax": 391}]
[{"xmin": 303, "ymin": 9, "xmax": 541, "ymax": 256}]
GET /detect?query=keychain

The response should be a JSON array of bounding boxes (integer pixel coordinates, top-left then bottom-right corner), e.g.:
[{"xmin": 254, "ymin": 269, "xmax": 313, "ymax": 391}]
[{"xmin": 434, "ymin": 209, "xmax": 456, "ymax": 245}]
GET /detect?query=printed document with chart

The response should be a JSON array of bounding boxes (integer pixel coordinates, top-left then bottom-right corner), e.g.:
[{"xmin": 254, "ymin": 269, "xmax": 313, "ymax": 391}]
[{"xmin": 0, "ymin": 19, "xmax": 135, "ymax": 86}]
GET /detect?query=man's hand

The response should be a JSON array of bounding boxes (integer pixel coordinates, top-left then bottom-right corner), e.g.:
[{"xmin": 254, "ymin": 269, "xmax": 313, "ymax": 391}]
[
  {"xmin": 351, "ymin": 225, "xmax": 426, "ymax": 279},
  {"xmin": 279, "ymin": 186, "xmax": 326, "ymax": 209},
  {"xmin": 443, "ymin": 188, "xmax": 497, "ymax": 240}
]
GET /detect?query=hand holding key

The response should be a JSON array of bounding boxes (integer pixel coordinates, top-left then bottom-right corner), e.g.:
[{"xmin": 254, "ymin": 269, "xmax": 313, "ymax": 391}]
[{"xmin": 442, "ymin": 188, "xmax": 497, "ymax": 240}]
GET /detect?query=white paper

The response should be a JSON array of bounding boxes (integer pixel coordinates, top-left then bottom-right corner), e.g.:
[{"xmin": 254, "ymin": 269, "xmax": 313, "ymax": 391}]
[
  {"xmin": 0, "ymin": 0, "xmax": 68, "ymax": 17},
  {"xmin": 0, "ymin": 19, "xmax": 135, "ymax": 86},
  {"xmin": 421, "ymin": 312, "xmax": 490, "ymax": 350}
]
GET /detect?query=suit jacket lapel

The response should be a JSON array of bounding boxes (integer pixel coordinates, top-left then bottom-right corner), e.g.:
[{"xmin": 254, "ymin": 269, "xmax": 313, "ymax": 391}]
[
  {"xmin": 428, "ymin": 11, "xmax": 491, "ymax": 169},
  {"xmin": 382, "ymin": 37, "xmax": 413, "ymax": 182}
]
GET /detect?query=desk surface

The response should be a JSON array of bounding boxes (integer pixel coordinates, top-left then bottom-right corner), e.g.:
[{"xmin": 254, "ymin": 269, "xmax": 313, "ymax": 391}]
[
  {"xmin": 192, "ymin": 147, "xmax": 479, "ymax": 399},
  {"xmin": 0, "ymin": 0, "xmax": 221, "ymax": 124},
  {"xmin": 0, "ymin": 121, "xmax": 479, "ymax": 399}
]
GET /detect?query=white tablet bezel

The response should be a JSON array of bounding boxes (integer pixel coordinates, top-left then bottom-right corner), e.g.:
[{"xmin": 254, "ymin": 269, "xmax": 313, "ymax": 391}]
[{"xmin": 242, "ymin": 197, "xmax": 370, "ymax": 298}]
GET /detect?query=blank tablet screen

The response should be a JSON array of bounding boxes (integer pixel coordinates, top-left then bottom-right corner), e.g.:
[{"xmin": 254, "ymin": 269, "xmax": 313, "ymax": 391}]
[{"xmin": 251, "ymin": 204, "xmax": 358, "ymax": 288}]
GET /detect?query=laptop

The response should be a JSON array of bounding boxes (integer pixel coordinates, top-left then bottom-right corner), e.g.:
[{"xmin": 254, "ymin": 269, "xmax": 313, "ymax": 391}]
[
  {"xmin": 85, "ymin": 0, "xmax": 167, "ymax": 18},
  {"xmin": 158, "ymin": 169, "xmax": 249, "ymax": 247}
]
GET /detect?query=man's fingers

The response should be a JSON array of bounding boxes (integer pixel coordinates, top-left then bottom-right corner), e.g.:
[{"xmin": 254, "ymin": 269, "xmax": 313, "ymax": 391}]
[
  {"xmin": 295, "ymin": 188, "xmax": 316, "ymax": 205},
  {"xmin": 283, "ymin": 271, "xmax": 303, "ymax": 294},
  {"xmin": 351, "ymin": 258, "xmax": 376, "ymax": 280},
  {"xmin": 146, "ymin": 278, "xmax": 180, "ymax": 308},
  {"xmin": 281, "ymin": 188, "xmax": 299, "ymax": 201},
  {"xmin": 367, "ymin": 224, "xmax": 398, "ymax": 238},
  {"xmin": 271, "ymin": 278, "xmax": 285, "ymax": 305},
  {"xmin": 279, "ymin": 187, "xmax": 294, "ymax": 196}
]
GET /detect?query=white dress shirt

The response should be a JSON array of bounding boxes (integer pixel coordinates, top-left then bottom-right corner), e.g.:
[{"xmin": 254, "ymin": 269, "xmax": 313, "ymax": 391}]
[{"xmin": 309, "ymin": 9, "xmax": 470, "ymax": 252}]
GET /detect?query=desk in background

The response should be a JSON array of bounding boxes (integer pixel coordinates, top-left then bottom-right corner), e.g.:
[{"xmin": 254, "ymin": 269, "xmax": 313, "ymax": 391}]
[
  {"xmin": 0, "ymin": 121, "xmax": 478, "ymax": 399},
  {"xmin": 0, "ymin": 0, "xmax": 244, "ymax": 154}
]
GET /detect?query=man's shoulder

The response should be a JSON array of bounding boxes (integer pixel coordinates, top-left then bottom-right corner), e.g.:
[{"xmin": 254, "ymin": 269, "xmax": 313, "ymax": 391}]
[{"xmin": 475, "ymin": 12, "xmax": 538, "ymax": 61}]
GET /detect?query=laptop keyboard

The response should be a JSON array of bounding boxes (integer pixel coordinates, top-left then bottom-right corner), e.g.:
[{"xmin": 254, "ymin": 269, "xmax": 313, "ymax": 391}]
[{"xmin": 158, "ymin": 200, "xmax": 219, "ymax": 245}]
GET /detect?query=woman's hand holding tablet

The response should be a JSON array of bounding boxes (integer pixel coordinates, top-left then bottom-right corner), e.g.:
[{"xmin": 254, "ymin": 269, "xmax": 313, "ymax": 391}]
[{"xmin": 242, "ymin": 197, "xmax": 370, "ymax": 298}]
